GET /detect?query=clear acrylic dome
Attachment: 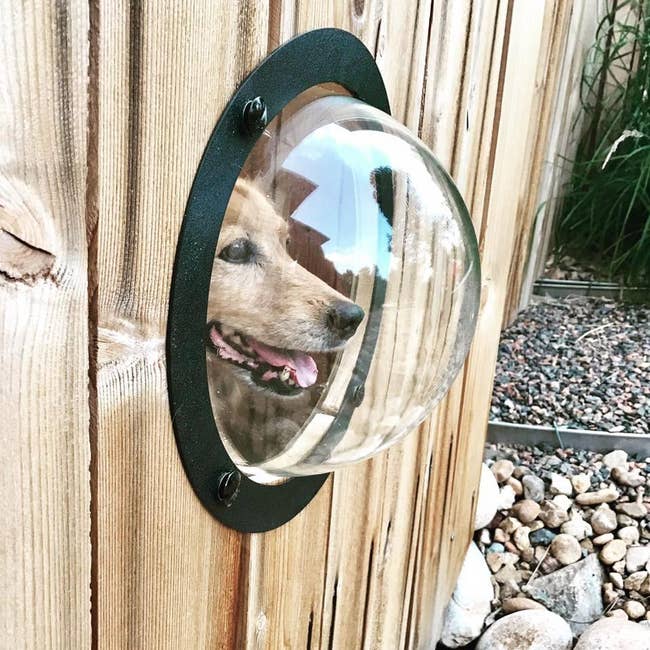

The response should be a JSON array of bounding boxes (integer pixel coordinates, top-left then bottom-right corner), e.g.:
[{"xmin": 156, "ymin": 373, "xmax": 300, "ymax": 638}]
[{"xmin": 206, "ymin": 85, "xmax": 480, "ymax": 482}]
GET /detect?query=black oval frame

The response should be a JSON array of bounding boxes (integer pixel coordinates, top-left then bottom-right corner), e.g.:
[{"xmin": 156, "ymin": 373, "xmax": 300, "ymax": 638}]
[{"xmin": 167, "ymin": 28, "xmax": 391, "ymax": 532}]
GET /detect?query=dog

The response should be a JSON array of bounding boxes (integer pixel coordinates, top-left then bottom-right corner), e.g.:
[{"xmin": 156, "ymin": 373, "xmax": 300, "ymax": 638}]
[{"xmin": 206, "ymin": 179, "xmax": 365, "ymax": 466}]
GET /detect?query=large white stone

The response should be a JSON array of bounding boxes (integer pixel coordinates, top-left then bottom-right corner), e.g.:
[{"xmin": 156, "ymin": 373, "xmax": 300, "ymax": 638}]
[
  {"xmin": 603, "ymin": 449, "xmax": 628, "ymax": 469},
  {"xmin": 574, "ymin": 617, "xmax": 650, "ymax": 649},
  {"xmin": 475, "ymin": 463, "xmax": 500, "ymax": 530},
  {"xmin": 476, "ymin": 610, "xmax": 573, "ymax": 650},
  {"xmin": 441, "ymin": 542, "xmax": 494, "ymax": 647}
]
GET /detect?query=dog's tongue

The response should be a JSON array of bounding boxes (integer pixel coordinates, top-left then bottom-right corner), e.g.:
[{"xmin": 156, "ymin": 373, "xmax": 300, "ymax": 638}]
[{"xmin": 249, "ymin": 339, "xmax": 318, "ymax": 387}]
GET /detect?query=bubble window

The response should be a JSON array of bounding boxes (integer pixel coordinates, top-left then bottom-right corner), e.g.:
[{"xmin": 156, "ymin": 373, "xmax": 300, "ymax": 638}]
[
  {"xmin": 205, "ymin": 85, "xmax": 480, "ymax": 483},
  {"xmin": 167, "ymin": 28, "xmax": 481, "ymax": 531}
]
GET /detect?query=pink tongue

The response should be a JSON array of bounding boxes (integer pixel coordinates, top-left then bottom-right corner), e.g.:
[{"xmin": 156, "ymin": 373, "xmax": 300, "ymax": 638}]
[
  {"xmin": 250, "ymin": 339, "xmax": 318, "ymax": 388},
  {"xmin": 210, "ymin": 326, "xmax": 253, "ymax": 365}
]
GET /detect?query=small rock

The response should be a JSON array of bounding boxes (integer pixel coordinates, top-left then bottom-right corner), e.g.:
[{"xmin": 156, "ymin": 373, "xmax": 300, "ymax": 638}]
[
  {"xmin": 522, "ymin": 474, "xmax": 546, "ymax": 503},
  {"xmin": 495, "ymin": 564, "xmax": 520, "ymax": 585},
  {"xmin": 607, "ymin": 608, "xmax": 629, "ymax": 619},
  {"xmin": 552, "ymin": 495, "xmax": 573, "ymax": 511},
  {"xmin": 486, "ymin": 552, "xmax": 504, "ymax": 573},
  {"xmin": 550, "ymin": 474, "xmax": 573, "ymax": 496},
  {"xmin": 641, "ymin": 576, "xmax": 650, "ymax": 596},
  {"xmin": 476, "ymin": 610, "xmax": 572, "ymax": 650},
  {"xmin": 501, "ymin": 552, "xmax": 520, "ymax": 566},
  {"xmin": 539, "ymin": 502, "xmax": 569, "ymax": 529},
  {"xmin": 504, "ymin": 541, "xmax": 519, "ymax": 554},
  {"xmin": 475, "ymin": 463, "xmax": 500, "ymax": 530},
  {"xmin": 627, "ymin": 546, "xmax": 650, "ymax": 573},
  {"xmin": 610, "ymin": 572, "xmax": 624, "ymax": 589},
  {"xmin": 560, "ymin": 515, "xmax": 592, "ymax": 541},
  {"xmin": 441, "ymin": 542, "xmax": 494, "ymax": 648},
  {"xmin": 540, "ymin": 555, "xmax": 561, "ymax": 575},
  {"xmin": 511, "ymin": 500, "xmax": 541, "ymax": 524},
  {"xmin": 493, "ymin": 528, "xmax": 507, "ymax": 544},
  {"xmin": 574, "ymin": 617, "xmax": 650, "ymax": 649},
  {"xmin": 480, "ymin": 529, "xmax": 491, "ymax": 545},
  {"xmin": 576, "ymin": 487, "xmax": 619, "ymax": 506},
  {"xmin": 593, "ymin": 533, "xmax": 614, "ymax": 545},
  {"xmin": 513, "ymin": 526, "xmax": 531, "ymax": 552},
  {"xmin": 534, "ymin": 546, "xmax": 547, "ymax": 563},
  {"xmin": 524, "ymin": 554, "xmax": 604, "ymax": 635},
  {"xmin": 617, "ymin": 502, "xmax": 647, "ymax": 519},
  {"xmin": 507, "ymin": 476, "xmax": 523, "ymax": 496},
  {"xmin": 624, "ymin": 600, "xmax": 646, "ymax": 620},
  {"xmin": 618, "ymin": 514, "xmax": 636, "ymax": 527},
  {"xmin": 550, "ymin": 534, "xmax": 582, "ymax": 566},
  {"xmin": 529, "ymin": 520, "xmax": 544, "ymax": 532},
  {"xmin": 591, "ymin": 507, "xmax": 618, "ymax": 535},
  {"xmin": 513, "ymin": 466, "xmax": 531, "ymax": 479},
  {"xmin": 529, "ymin": 528, "xmax": 556, "ymax": 546},
  {"xmin": 624, "ymin": 571, "xmax": 648, "ymax": 591},
  {"xmin": 580, "ymin": 538, "xmax": 594, "ymax": 554},
  {"xmin": 571, "ymin": 473, "xmax": 592, "ymax": 494},
  {"xmin": 600, "ymin": 539, "xmax": 627, "ymax": 565},
  {"xmin": 521, "ymin": 547, "xmax": 535, "ymax": 564},
  {"xmin": 618, "ymin": 525, "xmax": 641, "ymax": 546},
  {"xmin": 603, "ymin": 450, "xmax": 628, "ymax": 469},
  {"xmin": 492, "ymin": 459, "xmax": 515, "ymax": 483},
  {"xmin": 603, "ymin": 582, "xmax": 618, "ymax": 606},
  {"xmin": 486, "ymin": 542, "xmax": 505, "ymax": 555},
  {"xmin": 499, "ymin": 517, "xmax": 522, "ymax": 535},
  {"xmin": 611, "ymin": 466, "xmax": 645, "ymax": 488},
  {"xmin": 502, "ymin": 597, "xmax": 546, "ymax": 613}
]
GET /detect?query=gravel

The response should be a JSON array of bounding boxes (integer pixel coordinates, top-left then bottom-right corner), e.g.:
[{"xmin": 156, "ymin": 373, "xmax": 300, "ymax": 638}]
[
  {"xmin": 478, "ymin": 442, "xmax": 650, "ymax": 629},
  {"xmin": 490, "ymin": 297, "xmax": 650, "ymax": 434}
]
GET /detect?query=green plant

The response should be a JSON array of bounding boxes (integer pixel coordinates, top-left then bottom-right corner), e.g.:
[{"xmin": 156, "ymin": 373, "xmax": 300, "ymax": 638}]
[{"xmin": 554, "ymin": 0, "xmax": 650, "ymax": 285}]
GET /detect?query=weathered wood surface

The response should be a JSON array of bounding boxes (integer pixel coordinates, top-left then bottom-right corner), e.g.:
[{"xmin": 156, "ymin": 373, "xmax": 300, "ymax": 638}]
[
  {"xmin": 3, "ymin": 1, "xmax": 585, "ymax": 648},
  {"xmin": 0, "ymin": 1, "xmax": 91, "ymax": 648},
  {"xmin": 504, "ymin": 0, "xmax": 609, "ymax": 322}
]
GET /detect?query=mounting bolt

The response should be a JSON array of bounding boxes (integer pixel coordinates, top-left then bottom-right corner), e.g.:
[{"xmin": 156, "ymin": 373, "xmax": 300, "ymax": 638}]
[
  {"xmin": 216, "ymin": 470, "xmax": 241, "ymax": 507},
  {"xmin": 351, "ymin": 382, "xmax": 365, "ymax": 406},
  {"xmin": 242, "ymin": 96, "xmax": 268, "ymax": 135}
]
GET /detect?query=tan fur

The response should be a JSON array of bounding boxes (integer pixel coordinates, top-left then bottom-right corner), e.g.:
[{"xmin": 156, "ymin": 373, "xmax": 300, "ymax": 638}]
[
  {"xmin": 206, "ymin": 179, "xmax": 362, "ymax": 466},
  {"xmin": 207, "ymin": 179, "xmax": 356, "ymax": 351}
]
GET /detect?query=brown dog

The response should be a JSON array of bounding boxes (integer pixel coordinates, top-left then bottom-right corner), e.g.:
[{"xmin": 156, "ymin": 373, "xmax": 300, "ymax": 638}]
[{"xmin": 206, "ymin": 179, "xmax": 364, "ymax": 465}]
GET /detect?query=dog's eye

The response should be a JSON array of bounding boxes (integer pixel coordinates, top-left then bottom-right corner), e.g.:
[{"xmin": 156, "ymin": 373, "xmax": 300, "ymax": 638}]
[{"xmin": 218, "ymin": 238, "xmax": 255, "ymax": 264}]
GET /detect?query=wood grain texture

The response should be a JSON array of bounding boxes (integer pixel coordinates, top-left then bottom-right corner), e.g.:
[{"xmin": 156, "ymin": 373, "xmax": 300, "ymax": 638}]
[
  {"xmin": 88, "ymin": 1, "xmax": 581, "ymax": 648},
  {"xmin": 504, "ymin": 0, "xmax": 609, "ymax": 321},
  {"xmin": 0, "ymin": 1, "xmax": 91, "ymax": 648}
]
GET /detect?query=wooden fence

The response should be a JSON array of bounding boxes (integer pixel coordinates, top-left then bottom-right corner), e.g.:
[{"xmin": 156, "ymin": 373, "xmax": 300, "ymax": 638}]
[
  {"xmin": 1, "ymin": 1, "xmax": 598, "ymax": 648},
  {"xmin": 503, "ymin": 0, "xmax": 618, "ymax": 322}
]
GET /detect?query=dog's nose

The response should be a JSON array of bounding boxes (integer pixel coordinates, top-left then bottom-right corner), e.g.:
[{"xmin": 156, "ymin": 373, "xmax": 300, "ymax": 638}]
[{"xmin": 327, "ymin": 301, "xmax": 365, "ymax": 339}]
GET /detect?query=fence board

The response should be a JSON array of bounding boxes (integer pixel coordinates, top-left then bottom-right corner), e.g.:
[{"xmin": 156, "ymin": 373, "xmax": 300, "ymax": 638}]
[
  {"xmin": 0, "ymin": 2, "xmax": 91, "ymax": 648},
  {"xmin": 3, "ymin": 1, "xmax": 584, "ymax": 647},
  {"xmin": 504, "ymin": 0, "xmax": 608, "ymax": 320}
]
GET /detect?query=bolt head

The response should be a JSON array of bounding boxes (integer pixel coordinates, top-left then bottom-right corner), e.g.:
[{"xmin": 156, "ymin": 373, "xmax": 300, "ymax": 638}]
[
  {"xmin": 216, "ymin": 470, "xmax": 241, "ymax": 507},
  {"xmin": 242, "ymin": 96, "xmax": 268, "ymax": 135}
]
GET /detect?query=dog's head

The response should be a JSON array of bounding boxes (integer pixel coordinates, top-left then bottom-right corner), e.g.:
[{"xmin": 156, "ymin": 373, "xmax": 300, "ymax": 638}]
[{"xmin": 207, "ymin": 179, "xmax": 365, "ymax": 396}]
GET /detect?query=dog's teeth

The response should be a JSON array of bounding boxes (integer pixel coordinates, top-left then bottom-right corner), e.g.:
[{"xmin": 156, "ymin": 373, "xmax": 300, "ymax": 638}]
[{"xmin": 280, "ymin": 367, "xmax": 291, "ymax": 382}]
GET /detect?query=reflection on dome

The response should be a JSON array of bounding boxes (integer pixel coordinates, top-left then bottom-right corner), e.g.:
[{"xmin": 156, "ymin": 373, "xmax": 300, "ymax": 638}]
[{"xmin": 206, "ymin": 85, "xmax": 480, "ymax": 483}]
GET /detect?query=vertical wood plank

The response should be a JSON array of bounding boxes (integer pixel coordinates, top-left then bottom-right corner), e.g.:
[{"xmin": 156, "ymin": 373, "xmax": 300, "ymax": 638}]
[
  {"xmin": 92, "ymin": 1, "xmax": 585, "ymax": 648},
  {"xmin": 506, "ymin": 0, "xmax": 610, "ymax": 318},
  {"xmin": 0, "ymin": 1, "xmax": 91, "ymax": 648},
  {"xmin": 95, "ymin": 2, "xmax": 269, "ymax": 648}
]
